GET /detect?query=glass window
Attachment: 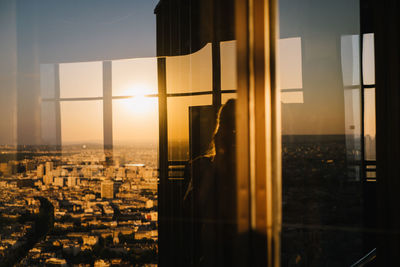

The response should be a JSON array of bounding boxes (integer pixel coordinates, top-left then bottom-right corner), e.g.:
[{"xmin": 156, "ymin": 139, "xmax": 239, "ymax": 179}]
[
  {"xmin": 167, "ymin": 95, "xmax": 212, "ymax": 161},
  {"xmin": 220, "ymin": 41, "xmax": 237, "ymax": 91},
  {"xmin": 222, "ymin": 93, "xmax": 237, "ymax": 104},
  {"xmin": 364, "ymin": 88, "xmax": 376, "ymax": 161},
  {"xmin": 278, "ymin": 37, "xmax": 303, "ymax": 89},
  {"xmin": 278, "ymin": 37, "xmax": 304, "ymax": 104},
  {"xmin": 166, "ymin": 44, "xmax": 213, "ymax": 94},
  {"xmin": 341, "ymin": 35, "xmax": 361, "ymax": 87},
  {"xmin": 277, "ymin": 0, "xmax": 373, "ymax": 266},
  {"xmin": 59, "ymin": 62, "xmax": 103, "ymax": 98},
  {"xmin": 281, "ymin": 91, "xmax": 304, "ymax": 104},
  {"xmin": 40, "ymin": 101, "xmax": 58, "ymax": 145},
  {"xmin": 112, "ymin": 98, "xmax": 158, "ymax": 146},
  {"xmin": 40, "ymin": 64, "xmax": 57, "ymax": 99},
  {"xmin": 1, "ymin": 1, "xmax": 161, "ymax": 266},
  {"xmin": 112, "ymin": 57, "xmax": 158, "ymax": 97},
  {"xmin": 60, "ymin": 101, "xmax": 103, "ymax": 145},
  {"xmin": 363, "ymin": 33, "xmax": 375, "ymax": 85}
]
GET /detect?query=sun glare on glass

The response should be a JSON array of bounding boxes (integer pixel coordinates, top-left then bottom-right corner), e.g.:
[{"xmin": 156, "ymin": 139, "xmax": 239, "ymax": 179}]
[{"xmin": 121, "ymin": 85, "xmax": 158, "ymax": 115}]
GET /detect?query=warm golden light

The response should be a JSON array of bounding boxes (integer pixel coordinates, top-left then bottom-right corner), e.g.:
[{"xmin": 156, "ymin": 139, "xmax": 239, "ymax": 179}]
[{"xmin": 121, "ymin": 85, "xmax": 158, "ymax": 116}]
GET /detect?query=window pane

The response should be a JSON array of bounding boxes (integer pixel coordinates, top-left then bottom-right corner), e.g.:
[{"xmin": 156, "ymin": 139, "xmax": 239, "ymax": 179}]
[
  {"xmin": 112, "ymin": 57, "xmax": 158, "ymax": 97},
  {"xmin": 221, "ymin": 41, "xmax": 237, "ymax": 91},
  {"xmin": 40, "ymin": 64, "xmax": 56, "ymax": 99},
  {"xmin": 222, "ymin": 93, "xmax": 237, "ymax": 104},
  {"xmin": 363, "ymin": 33, "xmax": 375, "ymax": 85},
  {"xmin": 364, "ymin": 88, "xmax": 376, "ymax": 160},
  {"xmin": 166, "ymin": 44, "xmax": 212, "ymax": 94},
  {"xmin": 60, "ymin": 101, "xmax": 103, "ymax": 146},
  {"xmin": 281, "ymin": 91, "xmax": 304, "ymax": 104},
  {"xmin": 278, "ymin": 0, "xmax": 368, "ymax": 265},
  {"xmin": 112, "ymin": 98, "xmax": 158, "ymax": 147},
  {"xmin": 344, "ymin": 88, "xmax": 362, "ymax": 179},
  {"xmin": 60, "ymin": 62, "xmax": 102, "ymax": 98},
  {"xmin": 167, "ymin": 95, "xmax": 212, "ymax": 161},
  {"xmin": 278, "ymin": 37, "xmax": 303, "ymax": 89},
  {"xmin": 341, "ymin": 35, "xmax": 361, "ymax": 87},
  {"xmin": 1, "ymin": 2, "xmax": 160, "ymax": 266},
  {"xmin": 41, "ymin": 101, "xmax": 58, "ymax": 145}
]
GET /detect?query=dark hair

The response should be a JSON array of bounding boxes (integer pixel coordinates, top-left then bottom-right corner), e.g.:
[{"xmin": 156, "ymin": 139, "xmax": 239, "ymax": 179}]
[{"xmin": 203, "ymin": 99, "xmax": 236, "ymax": 160}]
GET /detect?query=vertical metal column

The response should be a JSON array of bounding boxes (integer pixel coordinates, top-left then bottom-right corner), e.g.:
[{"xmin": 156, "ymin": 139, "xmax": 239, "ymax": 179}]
[
  {"xmin": 54, "ymin": 64, "xmax": 62, "ymax": 149},
  {"xmin": 212, "ymin": 41, "xmax": 222, "ymax": 108},
  {"xmin": 359, "ymin": 33, "xmax": 366, "ymax": 181},
  {"xmin": 16, "ymin": 0, "xmax": 41, "ymax": 149},
  {"xmin": 211, "ymin": 0, "xmax": 221, "ymax": 109},
  {"xmin": 360, "ymin": 0, "xmax": 378, "ymax": 254},
  {"xmin": 235, "ymin": 0, "xmax": 281, "ymax": 266},
  {"xmin": 157, "ymin": 57, "xmax": 168, "ymax": 266},
  {"xmin": 103, "ymin": 61, "xmax": 113, "ymax": 162},
  {"xmin": 374, "ymin": 0, "xmax": 400, "ymax": 264}
]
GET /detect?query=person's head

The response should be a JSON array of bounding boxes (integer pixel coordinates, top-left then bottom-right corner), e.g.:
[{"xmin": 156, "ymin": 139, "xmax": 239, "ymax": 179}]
[{"xmin": 206, "ymin": 99, "xmax": 236, "ymax": 159}]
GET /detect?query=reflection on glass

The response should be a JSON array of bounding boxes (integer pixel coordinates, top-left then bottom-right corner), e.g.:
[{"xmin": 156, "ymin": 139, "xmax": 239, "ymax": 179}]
[
  {"xmin": 112, "ymin": 58, "xmax": 158, "ymax": 96},
  {"xmin": 60, "ymin": 62, "xmax": 102, "ymax": 98},
  {"xmin": 278, "ymin": 37, "xmax": 303, "ymax": 90},
  {"xmin": 279, "ymin": 38, "xmax": 304, "ymax": 104},
  {"xmin": 363, "ymin": 34, "xmax": 375, "ymax": 85},
  {"xmin": 222, "ymin": 93, "xmax": 237, "ymax": 104},
  {"xmin": 40, "ymin": 64, "xmax": 60, "ymax": 146},
  {"xmin": 40, "ymin": 64, "xmax": 56, "ymax": 99},
  {"xmin": 112, "ymin": 98, "xmax": 158, "ymax": 146},
  {"xmin": 344, "ymin": 88, "xmax": 361, "ymax": 180},
  {"xmin": 341, "ymin": 35, "xmax": 360, "ymax": 87},
  {"xmin": 281, "ymin": 91, "xmax": 304, "ymax": 104},
  {"xmin": 60, "ymin": 101, "xmax": 103, "ymax": 146},
  {"xmin": 364, "ymin": 88, "xmax": 376, "ymax": 160},
  {"xmin": 279, "ymin": 0, "xmax": 367, "ymax": 265},
  {"xmin": 167, "ymin": 95, "xmax": 212, "ymax": 161},
  {"xmin": 0, "ymin": 1, "xmax": 160, "ymax": 265},
  {"xmin": 41, "ymin": 102, "xmax": 58, "ymax": 145},
  {"xmin": 166, "ymin": 44, "xmax": 212, "ymax": 93},
  {"xmin": 221, "ymin": 41, "xmax": 237, "ymax": 90}
]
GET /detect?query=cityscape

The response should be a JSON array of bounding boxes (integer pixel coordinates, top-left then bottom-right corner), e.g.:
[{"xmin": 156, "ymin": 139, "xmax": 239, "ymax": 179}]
[
  {"xmin": 0, "ymin": 0, "xmax": 380, "ymax": 265},
  {"xmin": 281, "ymin": 135, "xmax": 369, "ymax": 266},
  {"xmin": 0, "ymin": 144, "xmax": 158, "ymax": 266}
]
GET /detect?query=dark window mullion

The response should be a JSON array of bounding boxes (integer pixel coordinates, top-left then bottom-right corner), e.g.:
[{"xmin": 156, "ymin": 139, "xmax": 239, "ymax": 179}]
[
  {"xmin": 54, "ymin": 64, "xmax": 61, "ymax": 148},
  {"xmin": 103, "ymin": 61, "xmax": 113, "ymax": 158}
]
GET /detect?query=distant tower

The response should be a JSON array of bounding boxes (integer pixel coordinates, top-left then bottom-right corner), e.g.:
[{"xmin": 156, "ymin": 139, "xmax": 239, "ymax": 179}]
[
  {"xmin": 0, "ymin": 163, "xmax": 9, "ymax": 176},
  {"xmin": 43, "ymin": 172, "xmax": 53, "ymax": 185},
  {"xmin": 54, "ymin": 177, "xmax": 64, "ymax": 187},
  {"xmin": 101, "ymin": 180, "xmax": 114, "ymax": 199},
  {"xmin": 71, "ymin": 167, "xmax": 78, "ymax": 177},
  {"xmin": 45, "ymin": 161, "xmax": 54, "ymax": 175},
  {"xmin": 37, "ymin": 164, "xmax": 44, "ymax": 178},
  {"xmin": 68, "ymin": 176, "xmax": 77, "ymax": 187}
]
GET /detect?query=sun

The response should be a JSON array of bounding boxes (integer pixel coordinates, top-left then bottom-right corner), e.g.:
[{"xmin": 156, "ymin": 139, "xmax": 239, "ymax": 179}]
[{"xmin": 120, "ymin": 85, "xmax": 158, "ymax": 115}]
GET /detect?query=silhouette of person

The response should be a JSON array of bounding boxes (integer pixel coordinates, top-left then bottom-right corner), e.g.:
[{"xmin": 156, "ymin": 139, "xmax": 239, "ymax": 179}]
[{"xmin": 183, "ymin": 99, "xmax": 236, "ymax": 266}]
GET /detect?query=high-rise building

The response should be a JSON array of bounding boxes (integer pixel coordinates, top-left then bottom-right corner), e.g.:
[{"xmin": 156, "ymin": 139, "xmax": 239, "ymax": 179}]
[
  {"xmin": 117, "ymin": 168, "xmax": 126, "ymax": 179},
  {"xmin": 82, "ymin": 167, "xmax": 93, "ymax": 178},
  {"xmin": 37, "ymin": 164, "xmax": 44, "ymax": 178},
  {"xmin": 68, "ymin": 177, "xmax": 77, "ymax": 187},
  {"xmin": 101, "ymin": 180, "xmax": 114, "ymax": 199},
  {"xmin": 0, "ymin": 163, "xmax": 9, "ymax": 176},
  {"xmin": 53, "ymin": 166, "xmax": 62, "ymax": 177},
  {"xmin": 43, "ymin": 173, "xmax": 53, "ymax": 185},
  {"xmin": 71, "ymin": 167, "xmax": 78, "ymax": 177},
  {"xmin": 146, "ymin": 200, "xmax": 154, "ymax": 209},
  {"xmin": 0, "ymin": 161, "xmax": 17, "ymax": 176},
  {"xmin": 25, "ymin": 160, "xmax": 35, "ymax": 171},
  {"xmin": 105, "ymin": 167, "xmax": 114, "ymax": 178},
  {"xmin": 45, "ymin": 161, "xmax": 54, "ymax": 175},
  {"xmin": 54, "ymin": 177, "xmax": 64, "ymax": 187}
]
